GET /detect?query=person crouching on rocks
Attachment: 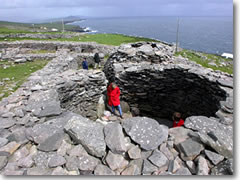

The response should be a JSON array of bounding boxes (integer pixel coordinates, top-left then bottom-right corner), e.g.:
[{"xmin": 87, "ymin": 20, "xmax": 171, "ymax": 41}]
[
  {"xmin": 172, "ymin": 112, "xmax": 185, "ymax": 128},
  {"xmin": 107, "ymin": 82, "xmax": 123, "ymax": 119}
]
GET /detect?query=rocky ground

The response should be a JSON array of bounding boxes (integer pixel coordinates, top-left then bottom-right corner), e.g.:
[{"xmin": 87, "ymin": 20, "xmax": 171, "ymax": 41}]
[{"xmin": 0, "ymin": 41, "xmax": 234, "ymax": 176}]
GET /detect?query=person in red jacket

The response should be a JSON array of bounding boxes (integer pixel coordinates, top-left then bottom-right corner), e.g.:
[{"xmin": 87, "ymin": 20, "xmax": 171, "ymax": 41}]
[
  {"xmin": 107, "ymin": 82, "xmax": 123, "ymax": 119},
  {"xmin": 172, "ymin": 112, "xmax": 185, "ymax": 128}
]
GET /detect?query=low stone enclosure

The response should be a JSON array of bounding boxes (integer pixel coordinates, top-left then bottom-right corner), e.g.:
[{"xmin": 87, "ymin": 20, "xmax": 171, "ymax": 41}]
[{"xmin": 0, "ymin": 41, "xmax": 234, "ymax": 175}]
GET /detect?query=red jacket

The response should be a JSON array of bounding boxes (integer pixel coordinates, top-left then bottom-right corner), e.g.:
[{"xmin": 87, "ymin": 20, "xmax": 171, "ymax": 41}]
[
  {"xmin": 107, "ymin": 84, "xmax": 121, "ymax": 106},
  {"xmin": 173, "ymin": 119, "xmax": 185, "ymax": 128}
]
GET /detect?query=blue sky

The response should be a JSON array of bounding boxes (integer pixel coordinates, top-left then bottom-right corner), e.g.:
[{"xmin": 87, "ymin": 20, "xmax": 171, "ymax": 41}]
[{"xmin": 0, "ymin": 0, "xmax": 233, "ymax": 22}]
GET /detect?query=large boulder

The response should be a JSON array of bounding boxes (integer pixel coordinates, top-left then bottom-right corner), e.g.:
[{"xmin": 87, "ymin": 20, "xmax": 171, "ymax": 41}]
[
  {"xmin": 64, "ymin": 114, "xmax": 106, "ymax": 158},
  {"xmin": 184, "ymin": 116, "xmax": 233, "ymax": 158},
  {"xmin": 104, "ymin": 122, "xmax": 127, "ymax": 154},
  {"xmin": 27, "ymin": 112, "xmax": 73, "ymax": 152},
  {"xmin": 122, "ymin": 117, "xmax": 168, "ymax": 150},
  {"xmin": 25, "ymin": 89, "xmax": 62, "ymax": 117}
]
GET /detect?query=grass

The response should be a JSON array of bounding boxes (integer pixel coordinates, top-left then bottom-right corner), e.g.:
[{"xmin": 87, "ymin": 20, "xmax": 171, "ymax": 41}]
[
  {"xmin": 26, "ymin": 49, "xmax": 56, "ymax": 54},
  {"xmin": 0, "ymin": 21, "xmax": 82, "ymax": 34},
  {"xmin": 0, "ymin": 33, "xmax": 160, "ymax": 46},
  {"xmin": 0, "ymin": 60, "xmax": 49, "ymax": 100},
  {"xmin": 175, "ymin": 49, "xmax": 233, "ymax": 74},
  {"xmin": 75, "ymin": 34, "xmax": 160, "ymax": 46}
]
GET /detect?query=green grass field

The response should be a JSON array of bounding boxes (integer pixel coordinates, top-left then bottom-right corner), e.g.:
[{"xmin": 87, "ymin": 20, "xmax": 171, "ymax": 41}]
[
  {"xmin": 0, "ymin": 60, "xmax": 49, "ymax": 100},
  {"xmin": 175, "ymin": 49, "xmax": 233, "ymax": 74},
  {"xmin": 0, "ymin": 20, "xmax": 82, "ymax": 33}
]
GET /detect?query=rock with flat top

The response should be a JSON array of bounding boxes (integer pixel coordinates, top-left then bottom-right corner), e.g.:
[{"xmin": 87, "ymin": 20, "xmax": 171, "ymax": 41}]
[{"xmin": 123, "ymin": 117, "xmax": 168, "ymax": 150}]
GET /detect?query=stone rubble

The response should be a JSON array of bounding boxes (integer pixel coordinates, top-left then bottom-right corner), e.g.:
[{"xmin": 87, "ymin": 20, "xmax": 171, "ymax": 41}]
[{"xmin": 0, "ymin": 41, "xmax": 234, "ymax": 175}]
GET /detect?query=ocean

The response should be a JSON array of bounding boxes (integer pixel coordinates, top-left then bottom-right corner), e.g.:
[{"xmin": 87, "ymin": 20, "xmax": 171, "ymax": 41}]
[{"xmin": 71, "ymin": 16, "xmax": 233, "ymax": 55}]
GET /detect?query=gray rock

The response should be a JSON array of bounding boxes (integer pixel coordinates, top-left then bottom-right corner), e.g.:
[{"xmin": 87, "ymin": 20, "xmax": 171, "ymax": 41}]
[
  {"xmin": 65, "ymin": 156, "xmax": 79, "ymax": 171},
  {"xmin": 9, "ymin": 145, "xmax": 29, "ymax": 163},
  {"xmin": 2, "ymin": 170, "xmax": 25, "ymax": 175},
  {"xmin": 123, "ymin": 117, "xmax": 168, "ymax": 150},
  {"xmin": 78, "ymin": 154, "xmax": 100, "ymax": 172},
  {"xmin": 177, "ymin": 138, "xmax": 204, "ymax": 161},
  {"xmin": 173, "ymin": 167, "xmax": 192, "ymax": 175},
  {"xmin": 7, "ymin": 127, "xmax": 28, "ymax": 144},
  {"xmin": 17, "ymin": 155, "xmax": 34, "ymax": 168},
  {"xmin": 94, "ymin": 164, "xmax": 115, "ymax": 175},
  {"xmin": 37, "ymin": 131, "xmax": 65, "ymax": 152},
  {"xmin": 142, "ymin": 159, "xmax": 158, "ymax": 175},
  {"xmin": 168, "ymin": 158, "xmax": 181, "ymax": 173},
  {"xmin": 159, "ymin": 143, "xmax": 174, "ymax": 161},
  {"xmin": 0, "ymin": 137, "xmax": 8, "ymax": 148},
  {"xmin": 185, "ymin": 116, "xmax": 233, "ymax": 158},
  {"xmin": 104, "ymin": 122, "xmax": 126, "ymax": 154},
  {"xmin": 186, "ymin": 161, "xmax": 197, "ymax": 174},
  {"xmin": 64, "ymin": 114, "xmax": 106, "ymax": 158},
  {"xmin": 196, "ymin": 156, "xmax": 209, "ymax": 175},
  {"xmin": 105, "ymin": 151, "xmax": 129, "ymax": 171},
  {"xmin": 211, "ymin": 159, "xmax": 233, "ymax": 175},
  {"xmin": 0, "ymin": 141, "xmax": 21, "ymax": 155},
  {"xmin": 148, "ymin": 149, "xmax": 169, "ymax": 168},
  {"xmin": 57, "ymin": 140, "xmax": 72, "ymax": 156},
  {"xmin": 0, "ymin": 156, "xmax": 8, "ymax": 170},
  {"xmin": 128, "ymin": 145, "xmax": 141, "ymax": 159},
  {"xmin": 48, "ymin": 154, "xmax": 66, "ymax": 168},
  {"xmin": 14, "ymin": 58, "xmax": 27, "ymax": 63},
  {"xmin": 26, "ymin": 90, "xmax": 62, "ymax": 117},
  {"xmin": 51, "ymin": 167, "xmax": 68, "ymax": 175},
  {"xmin": 205, "ymin": 150, "xmax": 224, "ymax": 165},
  {"xmin": 216, "ymin": 110, "xmax": 233, "ymax": 125},
  {"xmin": 121, "ymin": 164, "xmax": 140, "ymax": 175},
  {"xmin": 97, "ymin": 95, "xmax": 105, "ymax": 118},
  {"xmin": 120, "ymin": 101, "xmax": 130, "ymax": 113},
  {"xmin": 169, "ymin": 127, "xmax": 196, "ymax": 145},
  {"xmin": 67, "ymin": 144, "xmax": 88, "ymax": 157},
  {"xmin": 0, "ymin": 128, "xmax": 11, "ymax": 138},
  {"xmin": 33, "ymin": 151, "xmax": 55, "ymax": 169},
  {"xmin": 217, "ymin": 79, "xmax": 233, "ymax": 88},
  {"xmin": 1, "ymin": 112, "xmax": 15, "ymax": 118},
  {"xmin": 27, "ymin": 167, "xmax": 52, "ymax": 175},
  {"xmin": 129, "ymin": 159, "xmax": 143, "ymax": 175},
  {"xmin": 198, "ymin": 132, "xmax": 233, "ymax": 159},
  {"xmin": 0, "ymin": 118, "xmax": 16, "ymax": 129}
]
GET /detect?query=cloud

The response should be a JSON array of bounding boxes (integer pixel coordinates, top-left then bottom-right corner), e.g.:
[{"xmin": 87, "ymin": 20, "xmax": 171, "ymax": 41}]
[
  {"xmin": 0, "ymin": 0, "xmax": 233, "ymax": 22},
  {"xmin": 0, "ymin": 0, "xmax": 233, "ymax": 9}
]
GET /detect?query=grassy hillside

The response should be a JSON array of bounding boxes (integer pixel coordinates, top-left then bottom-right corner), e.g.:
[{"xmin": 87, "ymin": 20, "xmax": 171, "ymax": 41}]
[
  {"xmin": 0, "ymin": 60, "xmax": 49, "ymax": 100},
  {"xmin": 175, "ymin": 49, "xmax": 233, "ymax": 74},
  {"xmin": 0, "ymin": 20, "xmax": 83, "ymax": 33}
]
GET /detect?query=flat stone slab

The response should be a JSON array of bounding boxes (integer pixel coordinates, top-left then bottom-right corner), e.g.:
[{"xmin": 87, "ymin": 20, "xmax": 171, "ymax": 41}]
[
  {"xmin": 122, "ymin": 117, "xmax": 168, "ymax": 150},
  {"xmin": 185, "ymin": 116, "xmax": 233, "ymax": 158},
  {"xmin": 0, "ymin": 118, "xmax": 16, "ymax": 129},
  {"xmin": 104, "ymin": 122, "xmax": 126, "ymax": 154},
  {"xmin": 205, "ymin": 150, "xmax": 224, "ymax": 165},
  {"xmin": 148, "ymin": 149, "xmax": 169, "ymax": 168},
  {"xmin": 26, "ymin": 89, "xmax": 62, "ymax": 117},
  {"xmin": 178, "ymin": 138, "xmax": 204, "ymax": 161},
  {"xmin": 64, "ymin": 114, "xmax": 106, "ymax": 158},
  {"xmin": 94, "ymin": 164, "xmax": 115, "ymax": 175}
]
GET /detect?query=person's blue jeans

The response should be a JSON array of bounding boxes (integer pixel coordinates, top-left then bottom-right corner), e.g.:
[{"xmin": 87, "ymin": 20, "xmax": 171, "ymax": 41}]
[{"xmin": 112, "ymin": 105, "xmax": 122, "ymax": 116}]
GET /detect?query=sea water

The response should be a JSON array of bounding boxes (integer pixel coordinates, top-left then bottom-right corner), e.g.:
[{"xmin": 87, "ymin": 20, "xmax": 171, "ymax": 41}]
[{"xmin": 72, "ymin": 16, "xmax": 233, "ymax": 55}]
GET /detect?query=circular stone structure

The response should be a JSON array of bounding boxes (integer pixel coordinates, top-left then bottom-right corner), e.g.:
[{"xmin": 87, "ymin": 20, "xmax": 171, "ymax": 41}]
[{"xmin": 104, "ymin": 42, "xmax": 233, "ymax": 122}]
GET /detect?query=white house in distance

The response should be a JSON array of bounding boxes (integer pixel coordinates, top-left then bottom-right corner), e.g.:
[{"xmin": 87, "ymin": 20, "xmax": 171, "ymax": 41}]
[
  {"xmin": 51, "ymin": 28, "xmax": 58, "ymax": 32},
  {"xmin": 221, "ymin": 53, "xmax": 233, "ymax": 59}
]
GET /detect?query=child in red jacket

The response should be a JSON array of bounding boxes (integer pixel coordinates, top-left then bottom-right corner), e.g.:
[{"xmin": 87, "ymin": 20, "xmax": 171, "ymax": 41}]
[
  {"xmin": 172, "ymin": 112, "xmax": 185, "ymax": 128},
  {"xmin": 107, "ymin": 83, "xmax": 123, "ymax": 119}
]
